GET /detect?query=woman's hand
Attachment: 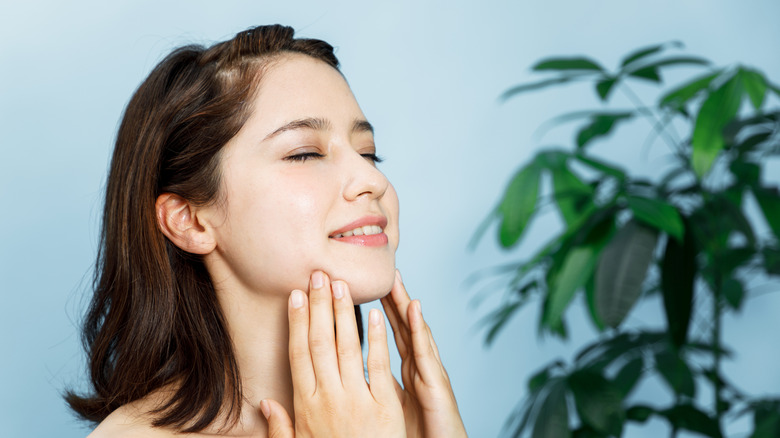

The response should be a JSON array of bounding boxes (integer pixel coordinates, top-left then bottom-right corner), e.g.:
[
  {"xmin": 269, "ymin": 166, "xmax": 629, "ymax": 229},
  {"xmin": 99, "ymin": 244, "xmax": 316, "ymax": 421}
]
[
  {"xmin": 262, "ymin": 271, "xmax": 406, "ymax": 438},
  {"xmin": 381, "ymin": 271, "xmax": 468, "ymax": 438}
]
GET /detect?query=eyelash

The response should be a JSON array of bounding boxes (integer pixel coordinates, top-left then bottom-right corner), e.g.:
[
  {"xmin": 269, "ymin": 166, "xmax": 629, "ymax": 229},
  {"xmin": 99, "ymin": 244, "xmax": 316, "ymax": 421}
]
[{"xmin": 285, "ymin": 152, "xmax": 384, "ymax": 164}]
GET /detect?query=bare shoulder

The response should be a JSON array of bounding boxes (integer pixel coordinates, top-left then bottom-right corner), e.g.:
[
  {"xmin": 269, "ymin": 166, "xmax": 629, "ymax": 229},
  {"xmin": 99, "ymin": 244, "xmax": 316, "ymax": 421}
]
[{"xmin": 87, "ymin": 403, "xmax": 174, "ymax": 438}]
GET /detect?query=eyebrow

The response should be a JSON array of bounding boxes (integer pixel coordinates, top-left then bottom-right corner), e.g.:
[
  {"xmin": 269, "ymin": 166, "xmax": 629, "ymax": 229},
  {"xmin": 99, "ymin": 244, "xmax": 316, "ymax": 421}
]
[{"xmin": 264, "ymin": 117, "xmax": 374, "ymax": 141}]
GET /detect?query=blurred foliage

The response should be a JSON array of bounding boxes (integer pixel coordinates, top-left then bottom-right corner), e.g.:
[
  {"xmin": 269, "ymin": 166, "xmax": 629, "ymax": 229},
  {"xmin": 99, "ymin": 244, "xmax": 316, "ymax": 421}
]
[{"xmin": 474, "ymin": 42, "xmax": 780, "ymax": 437}]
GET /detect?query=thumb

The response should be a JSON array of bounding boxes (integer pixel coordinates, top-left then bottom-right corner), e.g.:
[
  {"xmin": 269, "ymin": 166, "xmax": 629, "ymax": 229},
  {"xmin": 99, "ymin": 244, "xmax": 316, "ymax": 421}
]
[{"xmin": 260, "ymin": 399, "xmax": 294, "ymax": 438}]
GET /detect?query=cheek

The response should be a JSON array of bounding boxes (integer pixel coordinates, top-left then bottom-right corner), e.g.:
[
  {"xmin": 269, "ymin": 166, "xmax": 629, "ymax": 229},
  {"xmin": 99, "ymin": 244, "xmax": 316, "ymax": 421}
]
[
  {"xmin": 216, "ymin": 172, "xmax": 333, "ymax": 295},
  {"xmin": 385, "ymin": 183, "xmax": 401, "ymax": 248}
]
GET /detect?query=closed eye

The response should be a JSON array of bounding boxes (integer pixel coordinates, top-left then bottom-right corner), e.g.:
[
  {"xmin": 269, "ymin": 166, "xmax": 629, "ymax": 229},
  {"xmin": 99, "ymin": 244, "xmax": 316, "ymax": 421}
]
[
  {"xmin": 285, "ymin": 152, "xmax": 325, "ymax": 162},
  {"xmin": 362, "ymin": 153, "xmax": 384, "ymax": 164}
]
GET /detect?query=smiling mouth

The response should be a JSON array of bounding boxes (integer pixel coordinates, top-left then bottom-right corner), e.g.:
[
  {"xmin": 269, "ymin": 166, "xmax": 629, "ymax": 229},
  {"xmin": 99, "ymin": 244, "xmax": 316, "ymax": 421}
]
[{"xmin": 330, "ymin": 225, "xmax": 383, "ymax": 238}]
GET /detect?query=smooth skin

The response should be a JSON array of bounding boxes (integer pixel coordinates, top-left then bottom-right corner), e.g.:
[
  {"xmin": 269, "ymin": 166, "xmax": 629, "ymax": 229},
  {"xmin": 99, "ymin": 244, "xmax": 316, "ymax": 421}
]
[
  {"xmin": 264, "ymin": 271, "xmax": 467, "ymax": 438},
  {"xmin": 263, "ymin": 272, "xmax": 405, "ymax": 437},
  {"xmin": 89, "ymin": 54, "xmax": 466, "ymax": 437}
]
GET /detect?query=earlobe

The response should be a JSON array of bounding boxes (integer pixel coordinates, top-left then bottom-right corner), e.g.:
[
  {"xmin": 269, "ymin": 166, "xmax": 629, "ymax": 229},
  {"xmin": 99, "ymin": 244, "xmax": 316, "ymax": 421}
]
[{"xmin": 155, "ymin": 193, "xmax": 216, "ymax": 255}]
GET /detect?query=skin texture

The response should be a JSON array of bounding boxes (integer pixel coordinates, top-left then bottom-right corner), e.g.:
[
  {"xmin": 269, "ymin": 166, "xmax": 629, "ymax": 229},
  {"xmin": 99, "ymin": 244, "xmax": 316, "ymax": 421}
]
[
  {"xmin": 89, "ymin": 55, "xmax": 466, "ymax": 437},
  {"xmin": 201, "ymin": 54, "xmax": 400, "ymax": 305}
]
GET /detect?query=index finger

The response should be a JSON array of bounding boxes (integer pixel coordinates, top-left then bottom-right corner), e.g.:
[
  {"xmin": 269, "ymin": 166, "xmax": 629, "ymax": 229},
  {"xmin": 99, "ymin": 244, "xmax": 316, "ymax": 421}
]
[
  {"xmin": 288, "ymin": 289, "xmax": 316, "ymax": 394},
  {"xmin": 389, "ymin": 269, "xmax": 413, "ymax": 328}
]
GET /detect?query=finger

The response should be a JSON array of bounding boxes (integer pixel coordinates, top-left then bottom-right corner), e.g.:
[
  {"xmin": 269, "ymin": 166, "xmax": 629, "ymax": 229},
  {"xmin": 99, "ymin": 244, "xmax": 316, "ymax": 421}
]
[
  {"xmin": 425, "ymin": 319, "xmax": 442, "ymax": 363},
  {"xmin": 386, "ymin": 296, "xmax": 417, "ymax": 392},
  {"xmin": 408, "ymin": 300, "xmax": 444, "ymax": 383},
  {"xmin": 392, "ymin": 374, "xmax": 405, "ymax": 402},
  {"xmin": 307, "ymin": 271, "xmax": 340, "ymax": 386},
  {"xmin": 366, "ymin": 308, "xmax": 396, "ymax": 400},
  {"xmin": 387, "ymin": 271, "xmax": 413, "ymax": 351},
  {"xmin": 261, "ymin": 399, "xmax": 294, "ymax": 438},
  {"xmin": 331, "ymin": 280, "xmax": 365, "ymax": 388},
  {"xmin": 288, "ymin": 289, "xmax": 315, "ymax": 393},
  {"xmin": 381, "ymin": 296, "xmax": 409, "ymax": 359},
  {"xmin": 389, "ymin": 270, "xmax": 413, "ymax": 328}
]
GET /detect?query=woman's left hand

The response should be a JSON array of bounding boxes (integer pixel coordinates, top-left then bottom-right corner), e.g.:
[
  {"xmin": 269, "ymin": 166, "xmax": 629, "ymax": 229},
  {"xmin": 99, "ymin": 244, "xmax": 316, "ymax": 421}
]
[{"xmin": 381, "ymin": 271, "xmax": 468, "ymax": 438}]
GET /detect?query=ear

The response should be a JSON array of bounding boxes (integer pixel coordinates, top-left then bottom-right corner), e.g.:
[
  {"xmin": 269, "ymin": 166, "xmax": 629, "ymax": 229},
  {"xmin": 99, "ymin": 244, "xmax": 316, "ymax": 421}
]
[{"xmin": 155, "ymin": 193, "xmax": 216, "ymax": 255}]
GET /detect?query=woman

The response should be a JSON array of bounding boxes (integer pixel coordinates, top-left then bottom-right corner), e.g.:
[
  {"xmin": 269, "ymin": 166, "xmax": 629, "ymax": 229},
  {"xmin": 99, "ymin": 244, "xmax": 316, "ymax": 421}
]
[{"xmin": 67, "ymin": 24, "xmax": 467, "ymax": 437}]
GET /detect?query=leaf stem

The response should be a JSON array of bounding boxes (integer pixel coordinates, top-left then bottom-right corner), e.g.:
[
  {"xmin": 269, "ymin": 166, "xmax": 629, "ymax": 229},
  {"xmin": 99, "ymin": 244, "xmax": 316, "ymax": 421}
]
[
  {"xmin": 620, "ymin": 83, "xmax": 683, "ymax": 154},
  {"xmin": 713, "ymin": 274, "xmax": 724, "ymax": 431}
]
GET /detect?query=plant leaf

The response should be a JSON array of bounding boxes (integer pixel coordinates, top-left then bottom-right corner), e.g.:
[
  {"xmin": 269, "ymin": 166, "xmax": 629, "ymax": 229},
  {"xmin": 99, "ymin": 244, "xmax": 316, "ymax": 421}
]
[
  {"xmin": 502, "ymin": 76, "xmax": 580, "ymax": 101},
  {"xmin": 625, "ymin": 56, "xmax": 710, "ymax": 84},
  {"xmin": 739, "ymin": 67, "xmax": 768, "ymax": 110},
  {"xmin": 614, "ymin": 356, "xmax": 645, "ymax": 398},
  {"xmin": 655, "ymin": 350, "xmax": 696, "ymax": 398},
  {"xmin": 576, "ymin": 331, "xmax": 666, "ymax": 371},
  {"xmin": 659, "ymin": 71, "xmax": 721, "ymax": 110},
  {"xmin": 661, "ymin": 218, "xmax": 697, "ymax": 347},
  {"xmin": 535, "ymin": 149, "xmax": 571, "ymax": 169},
  {"xmin": 528, "ymin": 366, "xmax": 554, "ymax": 393},
  {"xmin": 576, "ymin": 112, "xmax": 634, "ymax": 149},
  {"xmin": 584, "ymin": 275, "xmax": 605, "ymax": 331},
  {"xmin": 661, "ymin": 404, "xmax": 722, "ymax": 438},
  {"xmin": 763, "ymin": 246, "xmax": 780, "ymax": 275},
  {"xmin": 533, "ymin": 57, "xmax": 605, "ymax": 72},
  {"xmin": 628, "ymin": 66, "xmax": 661, "ymax": 82},
  {"xmin": 626, "ymin": 405, "xmax": 655, "ymax": 423},
  {"xmin": 499, "ymin": 164, "xmax": 542, "ymax": 247},
  {"xmin": 595, "ymin": 219, "xmax": 659, "ymax": 328},
  {"xmin": 482, "ymin": 300, "xmax": 523, "ymax": 345},
  {"xmin": 735, "ymin": 132, "xmax": 772, "ymax": 155},
  {"xmin": 531, "ymin": 378, "xmax": 571, "ymax": 438},
  {"xmin": 505, "ymin": 379, "xmax": 546, "ymax": 438},
  {"xmin": 730, "ymin": 161, "xmax": 761, "ymax": 187},
  {"xmin": 545, "ymin": 246, "xmax": 598, "ymax": 330},
  {"xmin": 752, "ymin": 413, "xmax": 780, "ymax": 438},
  {"xmin": 596, "ymin": 77, "xmax": 618, "ymax": 101},
  {"xmin": 627, "ymin": 195, "xmax": 684, "ymax": 241},
  {"xmin": 568, "ymin": 369, "xmax": 625, "ymax": 436},
  {"xmin": 573, "ymin": 153, "xmax": 627, "ymax": 180},
  {"xmin": 620, "ymin": 41, "xmax": 682, "ymax": 68},
  {"xmin": 552, "ymin": 166, "xmax": 594, "ymax": 225},
  {"xmin": 631, "ymin": 56, "xmax": 711, "ymax": 73},
  {"xmin": 692, "ymin": 72, "xmax": 744, "ymax": 177},
  {"xmin": 753, "ymin": 186, "xmax": 780, "ymax": 240},
  {"xmin": 751, "ymin": 400, "xmax": 780, "ymax": 438},
  {"xmin": 723, "ymin": 277, "xmax": 745, "ymax": 311}
]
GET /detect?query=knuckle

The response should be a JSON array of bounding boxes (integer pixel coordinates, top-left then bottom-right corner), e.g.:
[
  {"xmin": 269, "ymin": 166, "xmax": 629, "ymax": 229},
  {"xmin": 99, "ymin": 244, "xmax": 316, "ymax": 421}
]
[
  {"xmin": 308, "ymin": 335, "xmax": 333, "ymax": 353},
  {"xmin": 289, "ymin": 344, "xmax": 309, "ymax": 361},
  {"xmin": 336, "ymin": 342, "xmax": 359, "ymax": 358}
]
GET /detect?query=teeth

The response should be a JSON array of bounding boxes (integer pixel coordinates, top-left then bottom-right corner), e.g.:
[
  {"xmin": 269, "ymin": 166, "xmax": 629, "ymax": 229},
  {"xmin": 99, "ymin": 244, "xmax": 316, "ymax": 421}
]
[{"xmin": 333, "ymin": 225, "xmax": 383, "ymax": 238}]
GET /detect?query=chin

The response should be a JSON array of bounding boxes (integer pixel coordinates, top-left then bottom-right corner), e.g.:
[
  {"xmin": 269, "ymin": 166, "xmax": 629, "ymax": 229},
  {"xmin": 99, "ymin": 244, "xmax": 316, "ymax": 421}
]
[{"xmin": 331, "ymin": 265, "xmax": 396, "ymax": 305}]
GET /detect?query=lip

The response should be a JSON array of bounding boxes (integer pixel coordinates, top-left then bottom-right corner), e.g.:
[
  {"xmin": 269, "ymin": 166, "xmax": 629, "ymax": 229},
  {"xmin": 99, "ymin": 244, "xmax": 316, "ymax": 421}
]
[{"xmin": 329, "ymin": 215, "xmax": 389, "ymax": 247}]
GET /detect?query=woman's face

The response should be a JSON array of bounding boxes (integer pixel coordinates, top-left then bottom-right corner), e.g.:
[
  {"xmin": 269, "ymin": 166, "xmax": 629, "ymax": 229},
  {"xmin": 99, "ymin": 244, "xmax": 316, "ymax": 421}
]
[{"xmin": 202, "ymin": 54, "xmax": 399, "ymax": 304}]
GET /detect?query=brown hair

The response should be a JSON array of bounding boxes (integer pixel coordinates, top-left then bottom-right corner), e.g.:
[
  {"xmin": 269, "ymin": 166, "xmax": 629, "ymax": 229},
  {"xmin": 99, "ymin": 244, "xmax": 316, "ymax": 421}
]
[{"xmin": 66, "ymin": 24, "xmax": 348, "ymax": 432}]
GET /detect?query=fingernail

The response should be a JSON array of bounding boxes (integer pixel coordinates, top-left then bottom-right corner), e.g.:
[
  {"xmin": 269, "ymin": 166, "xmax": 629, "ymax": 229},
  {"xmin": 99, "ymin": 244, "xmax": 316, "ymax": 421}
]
[
  {"xmin": 396, "ymin": 269, "xmax": 403, "ymax": 283},
  {"xmin": 332, "ymin": 281, "xmax": 345, "ymax": 299},
  {"xmin": 312, "ymin": 271, "xmax": 324, "ymax": 289},
  {"xmin": 369, "ymin": 308, "xmax": 382, "ymax": 325},
  {"xmin": 290, "ymin": 290, "xmax": 304, "ymax": 309},
  {"xmin": 260, "ymin": 400, "xmax": 270, "ymax": 419}
]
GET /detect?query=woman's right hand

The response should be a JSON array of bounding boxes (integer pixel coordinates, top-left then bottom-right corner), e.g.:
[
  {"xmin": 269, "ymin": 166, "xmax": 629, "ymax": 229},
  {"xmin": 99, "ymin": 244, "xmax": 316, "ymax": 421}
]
[{"xmin": 261, "ymin": 271, "xmax": 406, "ymax": 438}]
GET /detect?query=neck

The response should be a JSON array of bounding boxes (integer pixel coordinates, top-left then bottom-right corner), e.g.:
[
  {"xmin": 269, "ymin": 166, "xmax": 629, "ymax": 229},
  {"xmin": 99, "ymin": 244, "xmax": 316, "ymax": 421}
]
[{"xmin": 211, "ymin": 288, "xmax": 293, "ymax": 436}]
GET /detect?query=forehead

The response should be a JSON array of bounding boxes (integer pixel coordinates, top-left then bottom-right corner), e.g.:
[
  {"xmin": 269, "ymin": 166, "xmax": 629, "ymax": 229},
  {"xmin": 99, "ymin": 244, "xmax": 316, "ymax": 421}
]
[{"xmin": 246, "ymin": 54, "xmax": 365, "ymax": 133}]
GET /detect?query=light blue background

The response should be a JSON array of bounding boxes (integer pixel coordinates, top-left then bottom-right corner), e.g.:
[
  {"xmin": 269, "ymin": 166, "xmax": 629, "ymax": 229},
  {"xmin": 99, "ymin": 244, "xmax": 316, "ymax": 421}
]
[{"xmin": 2, "ymin": 1, "xmax": 779, "ymax": 437}]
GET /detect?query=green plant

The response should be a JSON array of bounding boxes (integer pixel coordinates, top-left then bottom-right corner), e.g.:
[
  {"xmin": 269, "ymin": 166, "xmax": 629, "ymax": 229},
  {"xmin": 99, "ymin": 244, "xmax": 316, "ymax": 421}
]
[{"xmin": 474, "ymin": 42, "xmax": 780, "ymax": 437}]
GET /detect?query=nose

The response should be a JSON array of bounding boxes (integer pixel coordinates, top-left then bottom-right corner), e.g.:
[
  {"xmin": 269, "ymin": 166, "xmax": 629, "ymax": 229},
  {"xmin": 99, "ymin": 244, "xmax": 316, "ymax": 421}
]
[{"xmin": 342, "ymin": 150, "xmax": 389, "ymax": 202}]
